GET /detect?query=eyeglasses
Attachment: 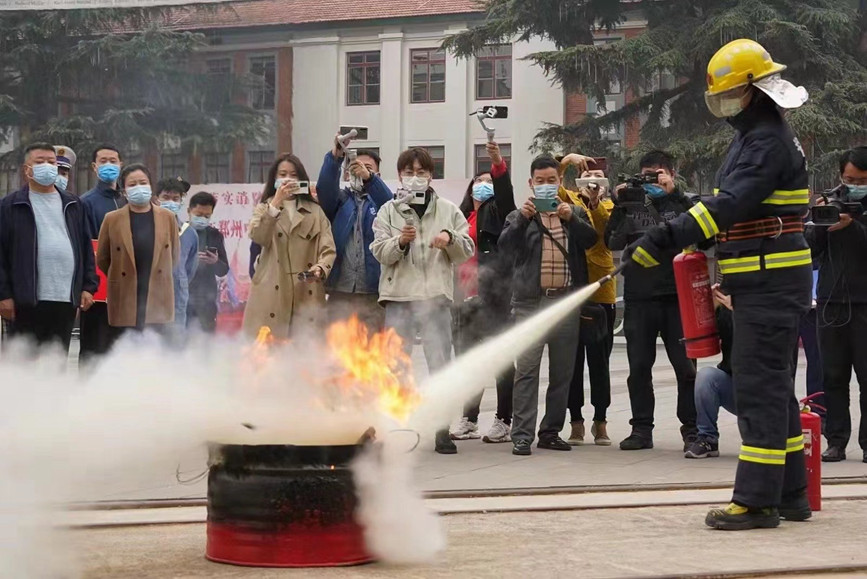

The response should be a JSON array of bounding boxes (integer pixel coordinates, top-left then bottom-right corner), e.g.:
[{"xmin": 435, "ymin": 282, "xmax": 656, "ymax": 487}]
[
  {"xmin": 842, "ymin": 177, "xmax": 867, "ymax": 186},
  {"xmin": 400, "ymin": 170, "xmax": 431, "ymax": 179}
]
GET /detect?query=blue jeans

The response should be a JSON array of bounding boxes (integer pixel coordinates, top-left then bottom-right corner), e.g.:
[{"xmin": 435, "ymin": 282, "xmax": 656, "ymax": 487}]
[{"xmin": 695, "ymin": 366, "xmax": 736, "ymax": 443}]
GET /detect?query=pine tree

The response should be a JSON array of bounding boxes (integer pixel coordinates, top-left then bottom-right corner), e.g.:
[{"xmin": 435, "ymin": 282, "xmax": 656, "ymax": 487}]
[
  {"xmin": 0, "ymin": 8, "xmax": 267, "ymax": 169},
  {"xmin": 445, "ymin": 0, "xmax": 867, "ymax": 192}
]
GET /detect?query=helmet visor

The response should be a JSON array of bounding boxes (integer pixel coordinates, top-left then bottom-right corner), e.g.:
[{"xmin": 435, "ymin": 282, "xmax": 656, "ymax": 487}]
[{"xmin": 705, "ymin": 86, "xmax": 750, "ymax": 119}]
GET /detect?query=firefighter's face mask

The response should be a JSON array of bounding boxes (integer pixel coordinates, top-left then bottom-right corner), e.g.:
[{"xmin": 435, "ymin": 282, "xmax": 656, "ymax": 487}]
[{"xmin": 705, "ymin": 85, "xmax": 753, "ymax": 119}]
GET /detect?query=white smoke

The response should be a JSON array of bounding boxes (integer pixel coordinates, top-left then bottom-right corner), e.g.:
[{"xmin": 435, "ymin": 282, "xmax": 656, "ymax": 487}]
[{"xmin": 351, "ymin": 432, "xmax": 445, "ymax": 564}]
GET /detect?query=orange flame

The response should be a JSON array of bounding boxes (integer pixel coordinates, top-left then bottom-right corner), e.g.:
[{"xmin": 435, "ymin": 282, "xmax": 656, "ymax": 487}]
[{"xmin": 325, "ymin": 315, "xmax": 421, "ymax": 423}]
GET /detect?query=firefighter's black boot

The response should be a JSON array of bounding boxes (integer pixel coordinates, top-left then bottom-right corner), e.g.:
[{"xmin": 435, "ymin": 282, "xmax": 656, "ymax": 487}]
[
  {"xmin": 779, "ymin": 492, "xmax": 812, "ymax": 521},
  {"xmin": 705, "ymin": 503, "xmax": 780, "ymax": 530}
]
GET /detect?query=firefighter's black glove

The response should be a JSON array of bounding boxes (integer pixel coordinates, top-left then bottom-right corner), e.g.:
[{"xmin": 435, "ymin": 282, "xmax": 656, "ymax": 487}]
[{"xmin": 627, "ymin": 224, "xmax": 674, "ymax": 269}]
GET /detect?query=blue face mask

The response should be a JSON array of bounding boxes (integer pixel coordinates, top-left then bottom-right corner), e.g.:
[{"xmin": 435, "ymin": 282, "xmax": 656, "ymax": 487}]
[
  {"xmin": 534, "ymin": 184, "xmax": 560, "ymax": 200},
  {"xmin": 643, "ymin": 184, "xmax": 666, "ymax": 198},
  {"xmin": 847, "ymin": 184, "xmax": 867, "ymax": 201},
  {"xmin": 126, "ymin": 185, "xmax": 152, "ymax": 206},
  {"xmin": 472, "ymin": 182, "xmax": 494, "ymax": 202},
  {"xmin": 190, "ymin": 215, "xmax": 210, "ymax": 230},
  {"xmin": 31, "ymin": 163, "xmax": 59, "ymax": 187},
  {"xmin": 160, "ymin": 200, "xmax": 181, "ymax": 214},
  {"xmin": 97, "ymin": 163, "xmax": 120, "ymax": 184},
  {"xmin": 55, "ymin": 174, "xmax": 68, "ymax": 192}
]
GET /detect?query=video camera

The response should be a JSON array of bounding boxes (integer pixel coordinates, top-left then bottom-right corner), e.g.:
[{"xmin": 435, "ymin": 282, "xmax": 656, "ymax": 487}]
[
  {"xmin": 617, "ymin": 173, "xmax": 659, "ymax": 206},
  {"xmin": 811, "ymin": 188, "xmax": 865, "ymax": 227}
]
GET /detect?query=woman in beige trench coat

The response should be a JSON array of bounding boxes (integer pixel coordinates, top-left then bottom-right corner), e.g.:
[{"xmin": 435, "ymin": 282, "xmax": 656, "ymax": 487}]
[{"xmin": 242, "ymin": 154, "xmax": 336, "ymax": 339}]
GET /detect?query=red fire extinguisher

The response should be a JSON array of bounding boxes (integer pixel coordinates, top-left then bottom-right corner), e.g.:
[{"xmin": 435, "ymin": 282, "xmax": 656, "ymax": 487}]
[
  {"xmin": 800, "ymin": 394, "xmax": 824, "ymax": 512},
  {"xmin": 673, "ymin": 249, "xmax": 720, "ymax": 358}
]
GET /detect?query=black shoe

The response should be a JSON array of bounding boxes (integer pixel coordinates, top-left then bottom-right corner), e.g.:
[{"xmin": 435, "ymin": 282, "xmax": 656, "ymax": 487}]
[
  {"xmin": 821, "ymin": 446, "xmax": 846, "ymax": 462},
  {"xmin": 705, "ymin": 503, "xmax": 780, "ymax": 531},
  {"xmin": 512, "ymin": 439, "xmax": 532, "ymax": 456},
  {"xmin": 620, "ymin": 432, "xmax": 653, "ymax": 450},
  {"xmin": 680, "ymin": 425, "xmax": 698, "ymax": 452},
  {"xmin": 537, "ymin": 436, "xmax": 572, "ymax": 451},
  {"xmin": 434, "ymin": 430, "xmax": 457, "ymax": 455},
  {"xmin": 863, "ymin": 450, "xmax": 867, "ymax": 464},
  {"xmin": 779, "ymin": 492, "xmax": 812, "ymax": 522},
  {"xmin": 684, "ymin": 438, "xmax": 719, "ymax": 459}
]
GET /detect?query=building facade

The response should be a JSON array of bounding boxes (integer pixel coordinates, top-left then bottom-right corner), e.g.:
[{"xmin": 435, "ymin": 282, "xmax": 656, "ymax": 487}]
[{"xmin": 1, "ymin": 0, "xmax": 649, "ymax": 195}]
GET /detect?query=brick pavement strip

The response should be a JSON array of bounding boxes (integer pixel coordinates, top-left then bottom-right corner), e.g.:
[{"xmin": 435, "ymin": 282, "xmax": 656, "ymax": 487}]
[{"xmin": 75, "ymin": 500, "xmax": 867, "ymax": 578}]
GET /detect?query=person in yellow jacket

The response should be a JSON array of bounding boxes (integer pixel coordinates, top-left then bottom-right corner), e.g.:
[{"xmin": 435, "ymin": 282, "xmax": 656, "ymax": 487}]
[{"xmin": 558, "ymin": 153, "xmax": 616, "ymax": 446}]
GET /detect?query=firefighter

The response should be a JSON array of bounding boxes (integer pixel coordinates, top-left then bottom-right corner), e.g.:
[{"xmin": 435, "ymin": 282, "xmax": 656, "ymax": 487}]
[{"xmin": 628, "ymin": 39, "xmax": 813, "ymax": 530}]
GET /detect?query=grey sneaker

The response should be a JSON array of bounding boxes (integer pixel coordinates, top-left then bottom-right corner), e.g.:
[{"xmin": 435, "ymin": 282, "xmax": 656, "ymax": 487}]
[
  {"xmin": 483, "ymin": 418, "xmax": 511, "ymax": 443},
  {"xmin": 450, "ymin": 417, "xmax": 481, "ymax": 440},
  {"xmin": 684, "ymin": 438, "xmax": 720, "ymax": 459}
]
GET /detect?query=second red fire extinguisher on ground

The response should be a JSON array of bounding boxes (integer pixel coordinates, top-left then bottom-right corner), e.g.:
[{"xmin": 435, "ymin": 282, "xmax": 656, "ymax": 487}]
[{"xmin": 673, "ymin": 249, "xmax": 721, "ymax": 359}]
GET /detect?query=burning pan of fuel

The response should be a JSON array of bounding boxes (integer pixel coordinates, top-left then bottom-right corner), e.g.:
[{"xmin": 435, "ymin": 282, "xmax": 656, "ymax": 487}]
[{"xmin": 202, "ymin": 265, "xmax": 621, "ymax": 568}]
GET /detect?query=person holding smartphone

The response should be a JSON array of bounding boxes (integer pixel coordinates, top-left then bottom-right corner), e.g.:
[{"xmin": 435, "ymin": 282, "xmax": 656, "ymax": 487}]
[
  {"xmin": 242, "ymin": 153, "xmax": 335, "ymax": 340},
  {"xmin": 186, "ymin": 192, "xmax": 229, "ymax": 333},
  {"xmin": 498, "ymin": 155, "xmax": 598, "ymax": 456}
]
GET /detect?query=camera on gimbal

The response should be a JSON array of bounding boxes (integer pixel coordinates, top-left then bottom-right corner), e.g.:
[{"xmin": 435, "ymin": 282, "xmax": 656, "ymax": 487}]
[
  {"xmin": 811, "ymin": 187, "xmax": 865, "ymax": 227},
  {"xmin": 617, "ymin": 173, "xmax": 659, "ymax": 206}
]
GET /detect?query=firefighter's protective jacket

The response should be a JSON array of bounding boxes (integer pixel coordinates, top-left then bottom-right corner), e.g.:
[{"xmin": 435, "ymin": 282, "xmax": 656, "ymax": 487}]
[{"xmin": 668, "ymin": 97, "xmax": 812, "ymax": 307}]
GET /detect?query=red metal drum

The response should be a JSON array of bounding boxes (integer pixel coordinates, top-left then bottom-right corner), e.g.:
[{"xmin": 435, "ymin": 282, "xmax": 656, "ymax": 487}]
[{"xmin": 206, "ymin": 444, "xmax": 373, "ymax": 567}]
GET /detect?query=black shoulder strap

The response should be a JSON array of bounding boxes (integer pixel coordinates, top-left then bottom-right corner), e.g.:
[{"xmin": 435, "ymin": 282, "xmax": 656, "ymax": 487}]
[
  {"xmin": 533, "ymin": 214, "xmax": 579, "ymax": 281},
  {"xmin": 644, "ymin": 197, "xmax": 663, "ymax": 224}
]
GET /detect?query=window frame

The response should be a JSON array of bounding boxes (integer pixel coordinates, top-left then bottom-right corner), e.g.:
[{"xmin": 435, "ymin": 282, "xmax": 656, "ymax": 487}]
[
  {"xmin": 410, "ymin": 48, "xmax": 446, "ymax": 104},
  {"xmin": 247, "ymin": 150, "xmax": 273, "ymax": 183},
  {"xmin": 474, "ymin": 143, "xmax": 511, "ymax": 177},
  {"xmin": 414, "ymin": 146, "xmax": 445, "ymax": 179},
  {"xmin": 203, "ymin": 152, "xmax": 232, "ymax": 184},
  {"xmin": 160, "ymin": 152, "xmax": 188, "ymax": 181},
  {"xmin": 475, "ymin": 44, "xmax": 512, "ymax": 101},
  {"xmin": 346, "ymin": 51, "xmax": 381, "ymax": 107},
  {"xmin": 248, "ymin": 54, "xmax": 277, "ymax": 111}
]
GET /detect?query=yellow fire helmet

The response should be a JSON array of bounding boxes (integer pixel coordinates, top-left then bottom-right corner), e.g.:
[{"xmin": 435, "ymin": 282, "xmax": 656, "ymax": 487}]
[
  {"xmin": 705, "ymin": 39, "xmax": 807, "ymax": 118},
  {"xmin": 706, "ymin": 39, "xmax": 786, "ymax": 96}
]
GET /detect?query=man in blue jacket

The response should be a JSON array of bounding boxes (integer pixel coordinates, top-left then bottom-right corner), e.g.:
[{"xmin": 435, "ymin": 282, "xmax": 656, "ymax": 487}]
[
  {"xmin": 79, "ymin": 144, "xmax": 124, "ymax": 364},
  {"xmin": 0, "ymin": 143, "xmax": 98, "ymax": 353},
  {"xmin": 317, "ymin": 138, "xmax": 392, "ymax": 331}
]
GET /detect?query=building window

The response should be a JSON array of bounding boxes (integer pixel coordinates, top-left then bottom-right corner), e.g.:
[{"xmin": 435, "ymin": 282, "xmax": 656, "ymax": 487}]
[
  {"xmin": 249, "ymin": 55, "xmax": 276, "ymax": 111},
  {"xmin": 474, "ymin": 143, "xmax": 511, "ymax": 176},
  {"xmin": 203, "ymin": 152, "xmax": 231, "ymax": 184},
  {"xmin": 347, "ymin": 51, "xmax": 380, "ymax": 106},
  {"xmin": 160, "ymin": 152, "xmax": 187, "ymax": 180},
  {"xmin": 206, "ymin": 58, "xmax": 232, "ymax": 107},
  {"xmin": 247, "ymin": 150, "xmax": 272, "ymax": 183},
  {"xmin": 414, "ymin": 146, "xmax": 445, "ymax": 179},
  {"xmin": 476, "ymin": 45, "xmax": 512, "ymax": 100},
  {"xmin": 411, "ymin": 49, "xmax": 446, "ymax": 103}
]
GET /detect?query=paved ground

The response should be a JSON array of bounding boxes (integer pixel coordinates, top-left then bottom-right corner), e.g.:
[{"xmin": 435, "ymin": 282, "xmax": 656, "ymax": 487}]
[
  {"xmin": 78, "ymin": 343, "xmax": 865, "ymax": 503},
  {"xmin": 76, "ymin": 499, "xmax": 867, "ymax": 578}
]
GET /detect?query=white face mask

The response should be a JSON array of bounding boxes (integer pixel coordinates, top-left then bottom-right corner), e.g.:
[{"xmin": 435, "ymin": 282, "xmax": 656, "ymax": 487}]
[{"xmin": 403, "ymin": 176, "xmax": 429, "ymax": 194}]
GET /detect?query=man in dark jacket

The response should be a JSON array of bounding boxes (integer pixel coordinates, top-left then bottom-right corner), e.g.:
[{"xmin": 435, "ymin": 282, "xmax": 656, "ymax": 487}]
[
  {"xmin": 186, "ymin": 192, "xmax": 230, "ymax": 333},
  {"xmin": 498, "ymin": 155, "xmax": 598, "ymax": 456},
  {"xmin": 318, "ymin": 138, "xmax": 392, "ymax": 331},
  {"xmin": 0, "ymin": 143, "xmax": 98, "ymax": 352},
  {"xmin": 605, "ymin": 150, "xmax": 698, "ymax": 452},
  {"xmin": 79, "ymin": 144, "xmax": 124, "ymax": 363},
  {"xmin": 629, "ymin": 39, "xmax": 813, "ymax": 529},
  {"xmin": 806, "ymin": 146, "xmax": 867, "ymax": 464}
]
